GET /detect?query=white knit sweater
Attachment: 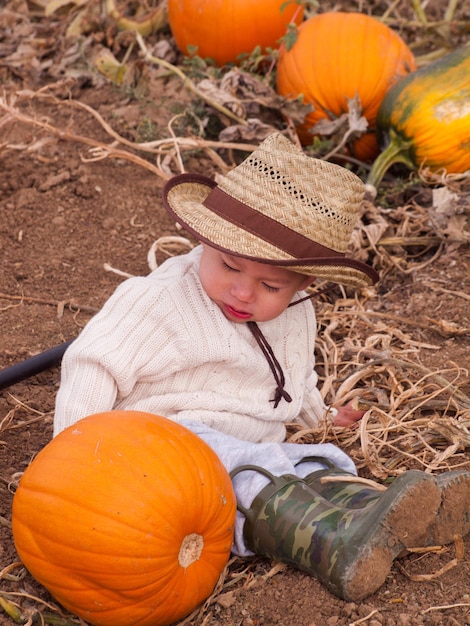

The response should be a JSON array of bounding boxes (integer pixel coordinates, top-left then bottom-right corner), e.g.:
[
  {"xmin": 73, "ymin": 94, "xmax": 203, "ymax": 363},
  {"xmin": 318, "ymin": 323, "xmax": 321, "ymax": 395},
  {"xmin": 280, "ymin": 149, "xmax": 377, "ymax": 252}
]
[{"xmin": 54, "ymin": 246, "xmax": 332, "ymax": 440}]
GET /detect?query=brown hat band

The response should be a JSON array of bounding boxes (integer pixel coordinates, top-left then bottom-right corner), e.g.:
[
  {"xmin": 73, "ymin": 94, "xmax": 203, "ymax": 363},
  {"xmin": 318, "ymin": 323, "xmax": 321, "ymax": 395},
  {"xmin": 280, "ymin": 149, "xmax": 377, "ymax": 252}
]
[
  {"xmin": 203, "ymin": 185, "xmax": 344, "ymax": 261},
  {"xmin": 163, "ymin": 173, "xmax": 379, "ymax": 284}
]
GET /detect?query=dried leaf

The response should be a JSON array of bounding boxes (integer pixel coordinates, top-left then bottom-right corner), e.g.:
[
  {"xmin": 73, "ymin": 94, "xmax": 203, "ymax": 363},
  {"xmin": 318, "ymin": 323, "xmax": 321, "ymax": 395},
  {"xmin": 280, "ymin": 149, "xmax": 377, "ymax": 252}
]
[
  {"xmin": 93, "ymin": 48, "xmax": 127, "ymax": 85},
  {"xmin": 210, "ymin": 68, "xmax": 311, "ymax": 121},
  {"xmin": 432, "ymin": 186, "xmax": 459, "ymax": 218},
  {"xmin": 216, "ymin": 591, "xmax": 237, "ymax": 609},
  {"xmin": 4, "ymin": 44, "xmax": 39, "ymax": 69},
  {"xmin": 429, "ymin": 185, "xmax": 470, "ymax": 242},
  {"xmin": 444, "ymin": 214, "xmax": 470, "ymax": 242},
  {"xmin": 219, "ymin": 118, "xmax": 281, "ymax": 143},
  {"xmin": 312, "ymin": 96, "xmax": 368, "ymax": 139},
  {"xmin": 104, "ymin": 0, "xmax": 168, "ymax": 36},
  {"xmin": 346, "ymin": 95, "xmax": 369, "ymax": 135},
  {"xmin": 220, "ymin": 68, "xmax": 272, "ymax": 98},
  {"xmin": 278, "ymin": 96, "xmax": 314, "ymax": 124},
  {"xmin": 0, "ymin": 595, "xmax": 24, "ymax": 623},
  {"xmin": 44, "ymin": 0, "xmax": 88, "ymax": 17},
  {"xmin": 65, "ymin": 8, "xmax": 92, "ymax": 37},
  {"xmin": 196, "ymin": 78, "xmax": 246, "ymax": 118}
]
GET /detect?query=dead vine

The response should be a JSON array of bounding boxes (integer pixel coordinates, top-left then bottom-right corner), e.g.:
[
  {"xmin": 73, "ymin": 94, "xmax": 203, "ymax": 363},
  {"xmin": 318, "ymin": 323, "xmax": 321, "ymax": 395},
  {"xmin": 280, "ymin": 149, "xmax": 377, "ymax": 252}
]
[{"xmin": 0, "ymin": 85, "xmax": 262, "ymax": 179}]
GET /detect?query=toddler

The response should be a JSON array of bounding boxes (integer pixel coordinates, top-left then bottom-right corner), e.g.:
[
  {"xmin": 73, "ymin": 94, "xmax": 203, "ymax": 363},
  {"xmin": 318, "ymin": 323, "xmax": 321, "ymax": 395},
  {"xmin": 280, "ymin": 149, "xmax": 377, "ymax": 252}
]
[{"xmin": 54, "ymin": 133, "xmax": 470, "ymax": 600}]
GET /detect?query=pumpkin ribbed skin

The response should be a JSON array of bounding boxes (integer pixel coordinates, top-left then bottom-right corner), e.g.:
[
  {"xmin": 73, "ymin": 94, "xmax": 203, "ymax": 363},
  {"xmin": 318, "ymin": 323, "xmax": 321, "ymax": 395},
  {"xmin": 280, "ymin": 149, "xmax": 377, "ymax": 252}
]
[
  {"xmin": 276, "ymin": 12, "xmax": 416, "ymax": 161},
  {"xmin": 367, "ymin": 45, "xmax": 470, "ymax": 190},
  {"xmin": 12, "ymin": 411, "xmax": 236, "ymax": 626},
  {"xmin": 168, "ymin": 0, "xmax": 303, "ymax": 66}
]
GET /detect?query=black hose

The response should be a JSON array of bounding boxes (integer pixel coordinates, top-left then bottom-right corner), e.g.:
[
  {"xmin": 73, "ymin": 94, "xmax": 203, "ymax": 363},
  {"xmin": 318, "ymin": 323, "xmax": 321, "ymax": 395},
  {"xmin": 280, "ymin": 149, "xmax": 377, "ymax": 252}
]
[{"xmin": 0, "ymin": 339, "xmax": 74, "ymax": 391}]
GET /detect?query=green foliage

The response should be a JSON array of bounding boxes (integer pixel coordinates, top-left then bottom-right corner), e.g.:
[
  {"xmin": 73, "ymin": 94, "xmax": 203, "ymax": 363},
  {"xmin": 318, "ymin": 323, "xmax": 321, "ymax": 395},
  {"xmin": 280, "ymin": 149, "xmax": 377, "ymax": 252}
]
[
  {"xmin": 182, "ymin": 54, "xmax": 223, "ymax": 80},
  {"xmin": 282, "ymin": 23, "xmax": 299, "ymax": 51},
  {"xmin": 135, "ymin": 116, "xmax": 159, "ymax": 142},
  {"xmin": 237, "ymin": 46, "xmax": 278, "ymax": 78}
]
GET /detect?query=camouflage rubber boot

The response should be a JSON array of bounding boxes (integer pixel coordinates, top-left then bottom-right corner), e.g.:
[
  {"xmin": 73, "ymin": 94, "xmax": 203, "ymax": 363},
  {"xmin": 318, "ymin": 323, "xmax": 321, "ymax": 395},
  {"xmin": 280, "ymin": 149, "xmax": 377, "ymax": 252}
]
[
  {"xmin": 230, "ymin": 464, "xmax": 441, "ymax": 601},
  {"xmin": 297, "ymin": 457, "xmax": 470, "ymax": 547},
  {"xmin": 296, "ymin": 456, "xmax": 384, "ymax": 509}
]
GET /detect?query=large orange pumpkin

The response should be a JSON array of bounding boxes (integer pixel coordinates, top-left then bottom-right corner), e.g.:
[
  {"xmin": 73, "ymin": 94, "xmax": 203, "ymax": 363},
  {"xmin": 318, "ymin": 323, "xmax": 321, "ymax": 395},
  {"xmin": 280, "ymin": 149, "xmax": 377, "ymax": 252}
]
[
  {"xmin": 12, "ymin": 411, "xmax": 236, "ymax": 626},
  {"xmin": 168, "ymin": 0, "xmax": 304, "ymax": 66},
  {"xmin": 276, "ymin": 11, "xmax": 417, "ymax": 161}
]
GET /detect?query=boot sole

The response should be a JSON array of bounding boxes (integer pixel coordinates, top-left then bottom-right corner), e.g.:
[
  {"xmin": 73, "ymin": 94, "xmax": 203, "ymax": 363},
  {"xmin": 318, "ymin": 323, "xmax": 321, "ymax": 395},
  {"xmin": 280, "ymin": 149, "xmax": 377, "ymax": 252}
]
[
  {"xmin": 425, "ymin": 470, "xmax": 470, "ymax": 546},
  {"xmin": 338, "ymin": 471, "xmax": 441, "ymax": 601}
]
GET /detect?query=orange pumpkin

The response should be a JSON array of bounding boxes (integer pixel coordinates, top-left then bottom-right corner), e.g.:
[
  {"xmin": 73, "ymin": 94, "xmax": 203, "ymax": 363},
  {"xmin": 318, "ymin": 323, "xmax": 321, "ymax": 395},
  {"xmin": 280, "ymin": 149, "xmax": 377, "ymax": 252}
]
[
  {"xmin": 12, "ymin": 411, "xmax": 236, "ymax": 626},
  {"xmin": 168, "ymin": 0, "xmax": 304, "ymax": 66},
  {"xmin": 276, "ymin": 11, "xmax": 417, "ymax": 161}
]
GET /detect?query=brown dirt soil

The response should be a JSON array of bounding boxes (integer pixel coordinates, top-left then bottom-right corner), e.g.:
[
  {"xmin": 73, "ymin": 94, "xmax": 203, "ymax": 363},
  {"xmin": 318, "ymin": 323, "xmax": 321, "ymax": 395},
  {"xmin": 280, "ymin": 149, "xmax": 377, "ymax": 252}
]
[{"xmin": 1, "ymin": 1, "xmax": 470, "ymax": 625}]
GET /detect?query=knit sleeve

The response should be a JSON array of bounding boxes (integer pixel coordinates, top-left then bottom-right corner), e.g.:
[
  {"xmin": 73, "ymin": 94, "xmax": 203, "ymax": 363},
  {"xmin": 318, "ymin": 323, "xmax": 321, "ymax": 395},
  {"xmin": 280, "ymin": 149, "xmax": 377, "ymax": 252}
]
[{"xmin": 53, "ymin": 272, "xmax": 188, "ymax": 436}]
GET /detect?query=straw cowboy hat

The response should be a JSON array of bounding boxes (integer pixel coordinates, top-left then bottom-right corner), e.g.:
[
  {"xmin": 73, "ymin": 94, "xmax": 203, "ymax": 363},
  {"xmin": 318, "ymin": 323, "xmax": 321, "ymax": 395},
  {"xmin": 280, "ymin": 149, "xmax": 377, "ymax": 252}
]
[{"xmin": 162, "ymin": 133, "xmax": 379, "ymax": 288}]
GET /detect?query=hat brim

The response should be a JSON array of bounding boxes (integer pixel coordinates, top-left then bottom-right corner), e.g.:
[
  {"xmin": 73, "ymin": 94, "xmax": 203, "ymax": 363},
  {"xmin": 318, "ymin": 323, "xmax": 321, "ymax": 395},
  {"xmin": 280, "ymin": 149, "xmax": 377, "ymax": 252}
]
[{"xmin": 162, "ymin": 173, "xmax": 378, "ymax": 288}]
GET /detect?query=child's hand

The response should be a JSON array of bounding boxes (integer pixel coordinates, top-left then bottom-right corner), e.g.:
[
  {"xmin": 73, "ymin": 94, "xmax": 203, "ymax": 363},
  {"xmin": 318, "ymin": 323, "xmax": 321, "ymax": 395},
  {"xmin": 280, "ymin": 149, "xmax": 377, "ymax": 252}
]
[{"xmin": 333, "ymin": 400, "xmax": 365, "ymax": 428}]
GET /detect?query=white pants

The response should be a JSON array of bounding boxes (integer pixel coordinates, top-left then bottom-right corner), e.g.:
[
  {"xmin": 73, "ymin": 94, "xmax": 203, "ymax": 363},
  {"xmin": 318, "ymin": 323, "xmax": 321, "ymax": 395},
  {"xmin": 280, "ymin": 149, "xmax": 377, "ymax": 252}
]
[{"xmin": 180, "ymin": 420, "xmax": 357, "ymax": 556}]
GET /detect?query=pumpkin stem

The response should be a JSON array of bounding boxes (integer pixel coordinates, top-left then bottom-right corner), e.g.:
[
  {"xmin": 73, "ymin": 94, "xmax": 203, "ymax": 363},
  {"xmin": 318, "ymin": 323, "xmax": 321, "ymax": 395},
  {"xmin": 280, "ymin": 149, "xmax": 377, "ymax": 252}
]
[
  {"xmin": 366, "ymin": 130, "xmax": 415, "ymax": 193},
  {"xmin": 178, "ymin": 533, "xmax": 204, "ymax": 569}
]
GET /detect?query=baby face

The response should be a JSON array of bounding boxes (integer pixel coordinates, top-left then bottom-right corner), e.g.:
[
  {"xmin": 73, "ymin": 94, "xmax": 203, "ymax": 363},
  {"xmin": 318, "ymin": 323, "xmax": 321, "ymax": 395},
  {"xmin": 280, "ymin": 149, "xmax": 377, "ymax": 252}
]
[{"xmin": 198, "ymin": 245, "xmax": 313, "ymax": 323}]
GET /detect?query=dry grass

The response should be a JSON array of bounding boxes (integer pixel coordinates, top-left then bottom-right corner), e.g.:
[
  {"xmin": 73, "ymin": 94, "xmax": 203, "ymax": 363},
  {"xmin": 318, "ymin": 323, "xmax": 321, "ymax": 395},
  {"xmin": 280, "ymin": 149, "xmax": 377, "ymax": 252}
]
[
  {"xmin": 1, "ymin": 185, "xmax": 469, "ymax": 624},
  {"xmin": 1, "ymin": 0, "xmax": 469, "ymax": 622},
  {"xmin": 1, "ymin": 78, "xmax": 470, "ymax": 626},
  {"xmin": 292, "ymin": 296, "xmax": 470, "ymax": 477}
]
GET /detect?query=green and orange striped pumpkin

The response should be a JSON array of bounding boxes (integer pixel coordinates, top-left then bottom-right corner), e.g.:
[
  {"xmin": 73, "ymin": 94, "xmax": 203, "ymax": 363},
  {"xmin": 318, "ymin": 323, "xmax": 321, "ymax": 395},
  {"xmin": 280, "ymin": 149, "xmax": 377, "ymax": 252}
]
[{"xmin": 366, "ymin": 45, "xmax": 470, "ymax": 191}]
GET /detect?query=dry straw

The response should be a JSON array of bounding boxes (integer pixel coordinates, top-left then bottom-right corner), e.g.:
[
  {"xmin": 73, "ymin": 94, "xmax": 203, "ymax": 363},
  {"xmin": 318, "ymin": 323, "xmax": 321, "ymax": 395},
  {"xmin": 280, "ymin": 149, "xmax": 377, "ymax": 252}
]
[{"xmin": 1, "ymin": 72, "xmax": 469, "ymax": 626}]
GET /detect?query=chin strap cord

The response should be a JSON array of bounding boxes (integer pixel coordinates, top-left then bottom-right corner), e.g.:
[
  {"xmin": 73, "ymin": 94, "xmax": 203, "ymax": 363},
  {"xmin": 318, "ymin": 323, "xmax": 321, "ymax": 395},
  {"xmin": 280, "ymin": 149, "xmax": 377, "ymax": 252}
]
[
  {"xmin": 247, "ymin": 321, "xmax": 292, "ymax": 408},
  {"xmin": 288, "ymin": 283, "xmax": 335, "ymax": 307},
  {"xmin": 247, "ymin": 283, "xmax": 337, "ymax": 408}
]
